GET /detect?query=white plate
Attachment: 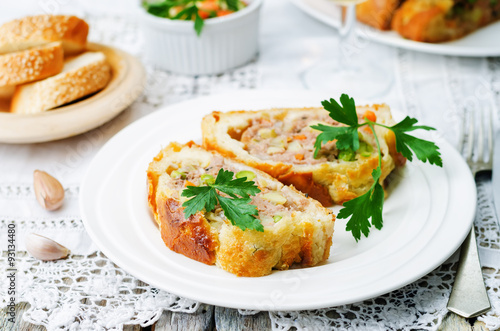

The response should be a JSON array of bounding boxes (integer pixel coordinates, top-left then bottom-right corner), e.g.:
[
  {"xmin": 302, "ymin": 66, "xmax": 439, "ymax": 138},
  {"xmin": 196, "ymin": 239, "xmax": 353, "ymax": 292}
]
[
  {"xmin": 290, "ymin": 0, "xmax": 500, "ymax": 57},
  {"xmin": 0, "ymin": 43, "xmax": 146, "ymax": 144},
  {"xmin": 80, "ymin": 90, "xmax": 476, "ymax": 310}
]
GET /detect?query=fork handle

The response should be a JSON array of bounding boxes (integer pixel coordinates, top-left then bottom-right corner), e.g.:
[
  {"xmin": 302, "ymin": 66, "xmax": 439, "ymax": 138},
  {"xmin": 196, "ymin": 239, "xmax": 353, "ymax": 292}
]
[{"xmin": 447, "ymin": 227, "xmax": 491, "ymax": 318}]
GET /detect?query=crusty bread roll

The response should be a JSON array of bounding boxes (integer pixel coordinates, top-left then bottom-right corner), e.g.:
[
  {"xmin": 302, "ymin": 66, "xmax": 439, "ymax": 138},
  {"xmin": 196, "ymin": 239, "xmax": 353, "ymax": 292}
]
[
  {"xmin": 0, "ymin": 42, "xmax": 64, "ymax": 87},
  {"xmin": 10, "ymin": 51, "xmax": 111, "ymax": 114},
  {"xmin": 0, "ymin": 86, "xmax": 15, "ymax": 100},
  {"xmin": 0, "ymin": 15, "xmax": 88, "ymax": 55},
  {"xmin": 147, "ymin": 142, "xmax": 335, "ymax": 277},
  {"xmin": 202, "ymin": 105, "xmax": 405, "ymax": 207}
]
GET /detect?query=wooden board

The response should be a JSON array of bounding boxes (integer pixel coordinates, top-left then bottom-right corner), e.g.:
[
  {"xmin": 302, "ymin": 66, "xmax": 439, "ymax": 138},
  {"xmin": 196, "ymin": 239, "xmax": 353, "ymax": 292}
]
[
  {"xmin": 153, "ymin": 304, "xmax": 214, "ymax": 331},
  {"xmin": 0, "ymin": 42, "xmax": 145, "ymax": 144},
  {"xmin": 214, "ymin": 307, "xmax": 271, "ymax": 331}
]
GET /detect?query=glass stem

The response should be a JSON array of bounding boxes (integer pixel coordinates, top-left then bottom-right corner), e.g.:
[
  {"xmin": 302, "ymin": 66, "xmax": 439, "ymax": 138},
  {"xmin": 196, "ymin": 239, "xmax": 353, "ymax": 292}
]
[{"xmin": 338, "ymin": 4, "xmax": 357, "ymax": 70}]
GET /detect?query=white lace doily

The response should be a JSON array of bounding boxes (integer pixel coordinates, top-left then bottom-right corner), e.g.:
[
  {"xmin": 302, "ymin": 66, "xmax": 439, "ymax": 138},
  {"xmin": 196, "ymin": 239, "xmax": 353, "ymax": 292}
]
[{"xmin": 1, "ymin": 3, "xmax": 500, "ymax": 330}]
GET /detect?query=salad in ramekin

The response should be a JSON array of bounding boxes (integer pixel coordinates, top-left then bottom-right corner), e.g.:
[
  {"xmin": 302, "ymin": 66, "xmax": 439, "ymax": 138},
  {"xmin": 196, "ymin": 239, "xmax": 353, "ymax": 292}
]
[
  {"xmin": 143, "ymin": 0, "xmax": 248, "ymax": 35},
  {"xmin": 140, "ymin": 0, "xmax": 262, "ymax": 75}
]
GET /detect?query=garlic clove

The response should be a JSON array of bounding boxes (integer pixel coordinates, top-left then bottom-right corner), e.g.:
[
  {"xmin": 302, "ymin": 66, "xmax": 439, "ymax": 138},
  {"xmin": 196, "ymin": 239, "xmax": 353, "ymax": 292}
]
[
  {"xmin": 25, "ymin": 233, "xmax": 70, "ymax": 261},
  {"xmin": 33, "ymin": 170, "xmax": 65, "ymax": 211}
]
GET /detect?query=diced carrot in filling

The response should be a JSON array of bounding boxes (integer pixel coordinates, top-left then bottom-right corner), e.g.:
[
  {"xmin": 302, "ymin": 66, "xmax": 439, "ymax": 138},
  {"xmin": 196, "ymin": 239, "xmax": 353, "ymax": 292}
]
[
  {"xmin": 239, "ymin": 112, "xmax": 379, "ymax": 165},
  {"xmin": 168, "ymin": 159, "xmax": 303, "ymax": 227},
  {"xmin": 184, "ymin": 180, "xmax": 195, "ymax": 187}
]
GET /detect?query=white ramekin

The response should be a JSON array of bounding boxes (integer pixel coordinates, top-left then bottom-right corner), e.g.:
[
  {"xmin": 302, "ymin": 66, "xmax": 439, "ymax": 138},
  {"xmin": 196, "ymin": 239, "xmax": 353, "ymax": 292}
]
[{"xmin": 139, "ymin": 0, "xmax": 263, "ymax": 75}]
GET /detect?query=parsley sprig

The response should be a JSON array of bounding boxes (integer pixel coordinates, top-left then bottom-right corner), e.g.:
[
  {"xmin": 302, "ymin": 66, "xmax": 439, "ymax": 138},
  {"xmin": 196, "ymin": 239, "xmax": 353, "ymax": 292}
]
[
  {"xmin": 312, "ymin": 94, "xmax": 442, "ymax": 241},
  {"xmin": 181, "ymin": 169, "xmax": 264, "ymax": 232}
]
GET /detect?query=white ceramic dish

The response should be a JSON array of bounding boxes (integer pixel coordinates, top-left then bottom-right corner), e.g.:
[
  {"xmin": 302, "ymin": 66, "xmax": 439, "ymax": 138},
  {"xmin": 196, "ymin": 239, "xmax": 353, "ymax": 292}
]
[
  {"xmin": 139, "ymin": 0, "xmax": 263, "ymax": 75},
  {"xmin": 0, "ymin": 43, "xmax": 145, "ymax": 144},
  {"xmin": 290, "ymin": 0, "xmax": 500, "ymax": 57},
  {"xmin": 80, "ymin": 90, "xmax": 476, "ymax": 310}
]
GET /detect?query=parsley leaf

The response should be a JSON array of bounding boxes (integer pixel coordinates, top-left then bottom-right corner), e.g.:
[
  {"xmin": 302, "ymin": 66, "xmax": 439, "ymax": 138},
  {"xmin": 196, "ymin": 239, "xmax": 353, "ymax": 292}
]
[
  {"xmin": 181, "ymin": 185, "xmax": 218, "ymax": 219},
  {"xmin": 339, "ymin": 168, "xmax": 385, "ymax": 241},
  {"xmin": 336, "ymin": 123, "xmax": 385, "ymax": 241},
  {"xmin": 312, "ymin": 94, "xmax": 443, "ymax": 241},
  {"xmin": 388, "ymin": 116, "xmax": 443, "ymax": 166},
  {"xmin": 311, "ymin": 124, "xmax": 359, "ymax": 158},
  {"xmin": 212, "ymin": 169, "xmax": 261, "ymax": 198},
  {"xmin": 218, "ymin": 196, "xmax": 262, "ymax": 231},
  {"xmin": 181, "ymin": 169, "xmax": 263, "ymax": 232},
  {"xmin": 311, "ymin": 94, "xmax": 361, "ymax": 157},
  {"xmin": 322, "ymin": 94, "xmax": 359, "ymax": 126}
]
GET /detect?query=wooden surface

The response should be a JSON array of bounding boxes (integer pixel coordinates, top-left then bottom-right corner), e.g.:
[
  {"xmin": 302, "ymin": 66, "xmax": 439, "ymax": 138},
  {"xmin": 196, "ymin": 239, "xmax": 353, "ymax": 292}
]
[
  {"xmin": 0, "ymin": 304, "xmax": 492, "ymax": 330},
  {"xmin": 0, "ymin": 275, "xmax": 491, "ymax": 331}
]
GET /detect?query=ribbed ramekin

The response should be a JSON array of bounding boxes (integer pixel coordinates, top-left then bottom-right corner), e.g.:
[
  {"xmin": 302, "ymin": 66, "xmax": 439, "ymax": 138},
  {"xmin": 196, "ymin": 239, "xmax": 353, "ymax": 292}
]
[{"xmin": 139, "ymin": 0, "xmax": 262, "ymax": 75}]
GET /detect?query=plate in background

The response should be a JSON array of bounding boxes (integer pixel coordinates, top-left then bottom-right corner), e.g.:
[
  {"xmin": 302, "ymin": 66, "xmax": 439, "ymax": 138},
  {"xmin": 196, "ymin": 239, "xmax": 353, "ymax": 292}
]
[{"xmin": 290, "ymin": 0, "xmax": 500, "ymax": 57}]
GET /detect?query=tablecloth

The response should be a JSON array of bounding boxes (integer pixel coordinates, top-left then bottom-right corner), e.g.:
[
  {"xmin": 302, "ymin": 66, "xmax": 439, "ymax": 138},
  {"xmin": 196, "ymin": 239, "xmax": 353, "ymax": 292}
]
[{"xmin": 0, "ymin": 0, "xmax": 499, "ymax": 330}]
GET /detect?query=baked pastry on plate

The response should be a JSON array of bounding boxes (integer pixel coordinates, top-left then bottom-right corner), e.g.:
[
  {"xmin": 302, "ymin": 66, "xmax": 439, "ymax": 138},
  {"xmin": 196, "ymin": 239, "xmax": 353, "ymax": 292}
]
[
  {"xmin": 357, "ymin": 0, "xmax": 500, "ymax": 42},
  {"xmin": 357, "ymin": 0, "xmax": 402, "ymax": 30},
  {"xmin": 147, "ymin": 142, "xmax": 335, "ymax": 277},
  {"xmin": 202, "ymin": 105, "xmax": 405, "ymax": 206},
  {"xmin": 391, "ymin": 0, "xmax": 500, "ymax": 42}
]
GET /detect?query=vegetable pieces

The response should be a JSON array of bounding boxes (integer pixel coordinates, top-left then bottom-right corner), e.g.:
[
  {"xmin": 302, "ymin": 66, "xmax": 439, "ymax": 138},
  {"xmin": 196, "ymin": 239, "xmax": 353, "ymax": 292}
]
[
  {"xmin": 182, "ymin": 169, "xmax": 263, "ymax": 231},
  {"xmin": 312, "ymin": 94, "xmax": 442, "ymax": 241},
  {"xmin": 142, "ymin": 0, "xmax": 247, "ymax": 36}
]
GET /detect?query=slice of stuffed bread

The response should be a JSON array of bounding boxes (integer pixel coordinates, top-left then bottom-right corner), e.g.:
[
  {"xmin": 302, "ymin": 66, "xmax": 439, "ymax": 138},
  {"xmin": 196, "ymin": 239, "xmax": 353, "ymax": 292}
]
[
  {"xmin": 147, "ymin": 142, "xmax": 335, "ymax": 277},
  {"xmin": 202, "ymin": 105, "xmax": 405, "ymax": 207},
  {"xmin": 391, "ymin": 0, "xmax": 500, "ymax": 42}
]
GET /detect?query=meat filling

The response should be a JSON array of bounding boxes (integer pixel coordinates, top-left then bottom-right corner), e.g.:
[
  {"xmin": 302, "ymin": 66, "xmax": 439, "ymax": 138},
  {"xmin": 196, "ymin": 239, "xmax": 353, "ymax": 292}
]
[
  {"xmin": 240, "ymin": 112, "xmax": 376, "ymax": 164},
  {"xmin": 168, "ymin": 157, "xmax": 306, "ymax": 227}
]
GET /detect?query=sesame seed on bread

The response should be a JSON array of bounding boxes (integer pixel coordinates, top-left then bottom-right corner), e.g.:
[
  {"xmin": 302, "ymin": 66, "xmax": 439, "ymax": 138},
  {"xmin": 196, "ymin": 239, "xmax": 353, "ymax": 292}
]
[
  {"xmin": 0, "ymin": 15, "xmax": 88, "ymax": 55},
  {"xmin": 10, "ymin": 51, "xmax": 111, "ymax": 114},
  {"xmin": 0, "ymin": 42, "xmax": 64, "ymax": 87}
]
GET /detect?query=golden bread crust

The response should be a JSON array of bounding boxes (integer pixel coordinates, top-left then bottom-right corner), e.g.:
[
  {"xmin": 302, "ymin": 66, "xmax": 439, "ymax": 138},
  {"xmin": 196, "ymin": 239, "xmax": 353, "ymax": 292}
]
[
  {"xmin": 147, "ymin": 142, "xmax": 335, "ymax": 277},
  {"xmin": 277, "ymin": 171, "xmax": 333, "ymax": 206},
  {"xmin": 0, "ymin": 15, "xmax": 88, "ymax": 55},
  {"xmin": 201, "ymin": 105, "xmax": 400, "ymax": 207},
  {"xmin": 157, "ymin": 197, "xmax": 218, "ymax": 265},
  {"xmin": 357, "ymin": 0, "xmax": 402, "ymax": 30},
  {"xmin": 0, "ymin": 42, "xmax": 64, "ymax": 87},
  {"xmin": 10, "ymin": 51, "xmax": 111, "ymax": 114}
]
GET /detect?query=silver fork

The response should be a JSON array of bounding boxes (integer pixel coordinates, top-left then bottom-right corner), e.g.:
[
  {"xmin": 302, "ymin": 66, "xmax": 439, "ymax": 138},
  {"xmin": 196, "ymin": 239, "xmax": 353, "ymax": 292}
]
[{"xmin": 447, "ymin": 107, "xmax": 493, "ymax": 318}]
